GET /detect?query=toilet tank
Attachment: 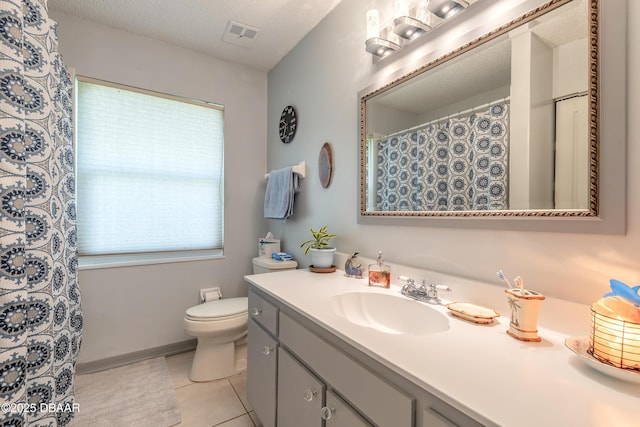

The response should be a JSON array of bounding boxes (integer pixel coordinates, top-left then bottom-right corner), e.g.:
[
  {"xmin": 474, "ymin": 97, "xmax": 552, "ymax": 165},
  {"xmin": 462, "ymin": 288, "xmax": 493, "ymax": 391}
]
[{"xmin": 252, "ymin": 257, "xmax": 297, "ymax": 274}]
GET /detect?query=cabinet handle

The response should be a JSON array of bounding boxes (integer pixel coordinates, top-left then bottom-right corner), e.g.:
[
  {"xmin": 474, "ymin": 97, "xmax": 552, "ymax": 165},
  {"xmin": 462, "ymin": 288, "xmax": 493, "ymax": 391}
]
[
  {"xmin": 250, "ymin": 307, "xmax": 262, "ymax": 316},
  {"xmin": 303, "ymin": 389, "xmax": 318, "ymax": 402},
  {"xmin": 320, "ymin": 406, "xmax": 335, "ymax": 421},
  {"xmin": 261, "ymin": 346, "xmax": 273, "ymax": 355}
]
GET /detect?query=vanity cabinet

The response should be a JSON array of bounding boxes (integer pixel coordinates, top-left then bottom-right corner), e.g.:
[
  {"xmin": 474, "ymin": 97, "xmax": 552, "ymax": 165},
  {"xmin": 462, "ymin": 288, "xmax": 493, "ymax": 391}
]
[{"xmin": 247, "ymin": 287, "xmax": 483, "ymax": 427}]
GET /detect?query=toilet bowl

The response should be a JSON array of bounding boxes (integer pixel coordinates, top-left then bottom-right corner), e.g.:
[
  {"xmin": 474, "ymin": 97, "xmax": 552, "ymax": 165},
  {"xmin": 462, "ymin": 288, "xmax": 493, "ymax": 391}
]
[
  {"xmin": 183, "ymin": 259, "xmax": 296, "ymax": 382},
  {"xmin": 183, "ymin": 297, "xmax": 248, "ymax": 382}
]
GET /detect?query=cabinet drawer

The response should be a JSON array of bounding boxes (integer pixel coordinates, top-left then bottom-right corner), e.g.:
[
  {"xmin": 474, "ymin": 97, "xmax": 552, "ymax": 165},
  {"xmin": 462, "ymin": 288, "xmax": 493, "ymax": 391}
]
[
  {"xmin": 248, "ymin": 290, "xmax": 278, "ymax": 335},
  {"xmin": 279, "ymin": 313, "xmax": 413, "ymax": 427}
]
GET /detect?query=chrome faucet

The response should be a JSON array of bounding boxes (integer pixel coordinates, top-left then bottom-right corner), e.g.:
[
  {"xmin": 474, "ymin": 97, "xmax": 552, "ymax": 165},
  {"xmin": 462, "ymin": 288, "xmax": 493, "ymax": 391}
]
[{"xmin": 400, "ymin": 277, "xmax": 451, "ymax": 305}]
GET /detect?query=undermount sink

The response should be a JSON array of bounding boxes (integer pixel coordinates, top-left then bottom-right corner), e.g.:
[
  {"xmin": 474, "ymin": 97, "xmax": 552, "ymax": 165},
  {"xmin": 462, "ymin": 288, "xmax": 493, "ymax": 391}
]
[{"xmin": 330, "ymin": 291, "xmax": 449, "ymax": 335}]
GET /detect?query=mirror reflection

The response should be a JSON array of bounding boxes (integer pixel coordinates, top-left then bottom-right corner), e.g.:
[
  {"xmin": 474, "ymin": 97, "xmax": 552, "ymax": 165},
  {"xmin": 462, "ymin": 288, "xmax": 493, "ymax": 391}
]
[{"xmin": 361, "ymin": 0, "xmax": 596, "ymax": 216}]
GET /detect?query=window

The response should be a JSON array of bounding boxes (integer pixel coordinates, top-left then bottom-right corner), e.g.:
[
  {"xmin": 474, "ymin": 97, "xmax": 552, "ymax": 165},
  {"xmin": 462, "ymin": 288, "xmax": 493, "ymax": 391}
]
[{"xmin": 76, "ymin": 77, "xmax": 224, "ymax": 258}]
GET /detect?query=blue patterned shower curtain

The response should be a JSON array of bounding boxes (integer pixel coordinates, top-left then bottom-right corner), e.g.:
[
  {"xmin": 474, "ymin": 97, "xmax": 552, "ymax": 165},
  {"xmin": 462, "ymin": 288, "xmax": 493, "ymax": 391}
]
[
  {"xmin": 376, "ymin": 100, "xmax": 510, "ymax": 211},
  {"xmin": 0, "ymin": 0, "xmax": 82, "ymax": 425}
]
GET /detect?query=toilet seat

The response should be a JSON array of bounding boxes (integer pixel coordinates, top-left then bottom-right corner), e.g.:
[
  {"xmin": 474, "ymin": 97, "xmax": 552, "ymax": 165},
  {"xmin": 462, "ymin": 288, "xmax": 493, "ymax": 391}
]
[{"xmin": 185, "ymin": 297, "xmax": 248, "ymax": 321}]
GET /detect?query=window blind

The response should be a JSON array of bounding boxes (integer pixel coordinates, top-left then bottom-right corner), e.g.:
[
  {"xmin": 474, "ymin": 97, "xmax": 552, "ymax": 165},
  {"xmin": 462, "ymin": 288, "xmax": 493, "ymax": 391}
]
[{"xmin": 76, "ymin": 78, "xmax": 224, "ymax": 256}]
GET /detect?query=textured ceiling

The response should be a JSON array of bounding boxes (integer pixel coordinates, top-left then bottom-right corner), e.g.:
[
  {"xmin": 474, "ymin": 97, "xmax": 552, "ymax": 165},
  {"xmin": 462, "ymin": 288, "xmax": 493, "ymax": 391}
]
[{"xmin": 48, "ymin": 0, "xmax": 343, "ymax": 71}]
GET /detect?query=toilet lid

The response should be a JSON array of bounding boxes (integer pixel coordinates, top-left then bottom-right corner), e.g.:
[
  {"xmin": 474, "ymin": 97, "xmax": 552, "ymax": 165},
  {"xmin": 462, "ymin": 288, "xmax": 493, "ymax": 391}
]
[{"xmin": 186, "ymin": 297, "xmax": 248, "ymax": 321}]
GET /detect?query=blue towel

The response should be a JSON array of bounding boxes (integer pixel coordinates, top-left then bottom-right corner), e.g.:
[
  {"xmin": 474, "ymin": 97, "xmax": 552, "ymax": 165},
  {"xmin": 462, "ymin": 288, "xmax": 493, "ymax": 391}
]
[
  {"xmin": 264, "ymin": 166, "xmax": 300, "ymax": 220},
  {"xmin": 272, "ymin": 252, "xmax": 293, "ymax": 261}
]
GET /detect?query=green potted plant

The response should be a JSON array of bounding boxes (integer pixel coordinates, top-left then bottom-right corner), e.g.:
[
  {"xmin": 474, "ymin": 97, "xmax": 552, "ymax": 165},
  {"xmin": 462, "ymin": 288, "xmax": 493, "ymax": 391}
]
[{"xmin": 300, "ymin": 225, "xmax": 337, "ymax": 269}]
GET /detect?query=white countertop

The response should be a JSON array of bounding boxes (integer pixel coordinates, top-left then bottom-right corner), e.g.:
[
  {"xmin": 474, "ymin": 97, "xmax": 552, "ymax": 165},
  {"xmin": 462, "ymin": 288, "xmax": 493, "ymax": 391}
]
[{"xmin": 245, "ymin": 268, "xmax": 640, "ymax": 427}]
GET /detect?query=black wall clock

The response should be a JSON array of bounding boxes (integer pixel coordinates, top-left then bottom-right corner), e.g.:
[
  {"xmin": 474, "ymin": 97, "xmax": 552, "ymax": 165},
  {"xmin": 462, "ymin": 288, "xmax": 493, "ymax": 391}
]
[{"xmin": 279, "ymin": 105, "xmax": 297, "ymax": 143}]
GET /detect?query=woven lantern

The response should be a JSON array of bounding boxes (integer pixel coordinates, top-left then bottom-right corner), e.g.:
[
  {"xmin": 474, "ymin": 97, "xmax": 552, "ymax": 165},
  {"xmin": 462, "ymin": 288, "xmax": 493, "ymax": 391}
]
[{"xmin": 590, "ymin": 293, "xmax": 640, "ymax": 371}]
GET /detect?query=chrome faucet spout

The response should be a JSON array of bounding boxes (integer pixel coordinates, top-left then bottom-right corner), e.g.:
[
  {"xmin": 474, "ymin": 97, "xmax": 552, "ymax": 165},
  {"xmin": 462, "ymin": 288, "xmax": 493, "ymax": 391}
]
[{"xmin": 400, "ymin": 278, "xmax": 450, "ymax": 304}]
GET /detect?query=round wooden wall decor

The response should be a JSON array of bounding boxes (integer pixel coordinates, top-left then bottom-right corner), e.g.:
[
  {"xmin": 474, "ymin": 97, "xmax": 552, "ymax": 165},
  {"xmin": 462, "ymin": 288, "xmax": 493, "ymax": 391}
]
[
  {"xmin": 279, "ymin": 105, "xmax": 297, "ymax": 143},
  {"xmin": 318, "ymin": 142, "xmax": 333, "ymax": 188}
]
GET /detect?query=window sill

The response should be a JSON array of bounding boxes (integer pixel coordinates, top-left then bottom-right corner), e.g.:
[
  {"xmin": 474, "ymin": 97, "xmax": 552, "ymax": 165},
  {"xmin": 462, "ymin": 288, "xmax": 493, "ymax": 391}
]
[{"xmin": 78, "ymin": 250, "xmax": 225, "ymax": 270}]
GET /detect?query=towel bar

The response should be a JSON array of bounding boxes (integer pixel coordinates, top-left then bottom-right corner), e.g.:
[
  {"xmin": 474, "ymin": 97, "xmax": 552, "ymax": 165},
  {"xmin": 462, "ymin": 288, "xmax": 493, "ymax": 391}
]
[{"xmin": 265, "ymin": 161, "xmax": 306, "ymax": 179}]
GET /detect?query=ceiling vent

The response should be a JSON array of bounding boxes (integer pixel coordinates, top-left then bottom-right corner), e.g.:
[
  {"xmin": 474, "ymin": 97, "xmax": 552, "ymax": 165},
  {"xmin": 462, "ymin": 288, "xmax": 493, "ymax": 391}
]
[{"xmin": 222, "ymin": 20, "xmax": 261, "ymax": 48}]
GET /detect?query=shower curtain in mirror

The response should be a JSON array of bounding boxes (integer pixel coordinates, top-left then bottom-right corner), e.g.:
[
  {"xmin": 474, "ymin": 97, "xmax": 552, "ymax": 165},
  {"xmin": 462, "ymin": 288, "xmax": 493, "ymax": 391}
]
[
  {"xmin": 0, "ymin": 1, "xmax": 82, "ymax": 425},
  {"xmin": 376, "ymin": 100, "xmax": 509, "ymax": 211}
]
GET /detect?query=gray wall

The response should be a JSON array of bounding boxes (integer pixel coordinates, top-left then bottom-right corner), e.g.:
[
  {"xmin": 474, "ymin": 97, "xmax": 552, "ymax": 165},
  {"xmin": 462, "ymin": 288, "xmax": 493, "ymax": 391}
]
[
  {"xmin": 51, "ymin": 11, "xmax": 268, "ymax": 363},
  {"xmin": 266, "ymin": 0, "xmax": 635, "ymax": 306}
]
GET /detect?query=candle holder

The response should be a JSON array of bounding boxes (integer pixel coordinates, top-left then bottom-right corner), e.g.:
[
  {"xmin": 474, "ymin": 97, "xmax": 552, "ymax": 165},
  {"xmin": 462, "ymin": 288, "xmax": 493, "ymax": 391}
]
[
  {"xmin": 565, "ymin": 280, "xmax": 640, "ymax": 383},
  {"xmin": 589, "ymin": 308, "xmax": 640, "ymax": 372}
]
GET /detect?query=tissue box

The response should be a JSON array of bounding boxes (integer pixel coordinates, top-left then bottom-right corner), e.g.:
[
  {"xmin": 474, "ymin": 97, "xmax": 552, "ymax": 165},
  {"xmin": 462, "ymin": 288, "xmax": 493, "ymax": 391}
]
[{"xmin": 258, "ymin": 238, "xmax": 280, "ymax": 258}]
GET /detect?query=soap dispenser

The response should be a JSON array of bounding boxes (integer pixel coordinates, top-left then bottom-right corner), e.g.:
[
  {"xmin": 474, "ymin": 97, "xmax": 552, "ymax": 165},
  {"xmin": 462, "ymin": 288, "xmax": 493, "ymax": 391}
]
[{"xmin": 368, "ymin": 251, "xmax": 390, "ymax": 288}]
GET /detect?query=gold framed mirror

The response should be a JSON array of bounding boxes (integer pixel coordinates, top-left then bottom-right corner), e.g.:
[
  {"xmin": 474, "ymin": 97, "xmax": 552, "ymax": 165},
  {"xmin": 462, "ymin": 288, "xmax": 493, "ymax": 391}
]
[{"xmin": 360, "ymin": 0, "xmax": 598, "ymax": 218}]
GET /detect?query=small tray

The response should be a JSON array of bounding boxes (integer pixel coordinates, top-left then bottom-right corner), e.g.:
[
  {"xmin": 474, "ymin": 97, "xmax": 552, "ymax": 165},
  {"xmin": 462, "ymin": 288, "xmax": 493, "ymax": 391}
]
[
  {"xmin": 309, "ymin": 265, "xmax": 337, "ymax": 273},
  {"xmin": 447, "ymin": 302, "xmax": 500, "ymax": 324},
  {"xmin": 565, "ymin": 336, "xmax": 640, "ymax": 384}
]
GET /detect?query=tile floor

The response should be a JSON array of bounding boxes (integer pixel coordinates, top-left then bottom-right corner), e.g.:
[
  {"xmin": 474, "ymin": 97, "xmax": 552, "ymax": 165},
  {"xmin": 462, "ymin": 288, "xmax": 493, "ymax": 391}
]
[{"xmin": 166, "ymin": 351, "xmax": 262, "ymax": 427}]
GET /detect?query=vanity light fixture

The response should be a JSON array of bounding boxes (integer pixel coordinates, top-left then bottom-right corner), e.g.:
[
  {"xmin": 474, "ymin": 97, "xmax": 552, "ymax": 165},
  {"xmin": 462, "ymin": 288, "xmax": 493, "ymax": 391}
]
[
  {"xmin": 428, "ymin": 0, "xmax": 469, "ymax": 19},
  {"xmin": 393, "ymin": 16, "xmax": 432, "ymax": 40},
  {"xmin": 393, "ymin": 0, "xmax": 432, "ymax": 40},
  {"xmin": 366, "ymin": 0, "xmax": 472, "ymax": 58},
  {"xmin": 365, "ymin": 9, "xmax": 401, "ymax": 57},
  {"xmin": 365, "ymin": 36, "xmax": 401, "ymax": 57}
]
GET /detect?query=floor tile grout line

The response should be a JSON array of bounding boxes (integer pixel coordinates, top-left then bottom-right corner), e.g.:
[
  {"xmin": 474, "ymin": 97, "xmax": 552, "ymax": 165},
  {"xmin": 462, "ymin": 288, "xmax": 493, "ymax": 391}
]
[
  {"xmin": 248, "ymin": 411, "xmax": 258, "ymax": 427},
  {"xmin": 167, "ymin": 350, "xmax": 257, "ymax": 426},
  {"xmin": 228, "ymin": 377, "xmax": 251, "ymax": 413},
  {"xmin": 173, "ymin": 381, "xmax": 195, "ymax": 390},
  {"xmin": 228, "ymin": 376, "xmax": 258, "ymax": 426},
  {"xmin": 211, "ymin": 412, "xmax": 252, "ymax": 427}
]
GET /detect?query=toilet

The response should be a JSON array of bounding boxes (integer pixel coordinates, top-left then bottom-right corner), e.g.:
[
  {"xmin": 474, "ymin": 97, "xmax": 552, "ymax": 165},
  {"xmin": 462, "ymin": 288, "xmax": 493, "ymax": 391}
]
[
  {"xmin": 183, "ymin": 297, "xmax": 249, "ymax": 381},
  {"xmin": 251, "ymin": 256, "xmax": 298, "ymax": 274},
  {"xmin": 183, "ymin": 256, "xmax": 297, "ymax": 382}
]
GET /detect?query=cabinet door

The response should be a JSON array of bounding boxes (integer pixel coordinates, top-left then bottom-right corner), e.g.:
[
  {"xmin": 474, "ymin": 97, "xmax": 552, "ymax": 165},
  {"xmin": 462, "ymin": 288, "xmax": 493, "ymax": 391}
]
[
  {"xmin": 277, "ymin": 348, "xmax": 325, "ymax": 427},
  {"xmin": 324, "ymin": 390, "xmax": 373, "ymax": 427},
  {"xmin": 247, "ymin": 319, "xmax": 278, "ymax": 427}
]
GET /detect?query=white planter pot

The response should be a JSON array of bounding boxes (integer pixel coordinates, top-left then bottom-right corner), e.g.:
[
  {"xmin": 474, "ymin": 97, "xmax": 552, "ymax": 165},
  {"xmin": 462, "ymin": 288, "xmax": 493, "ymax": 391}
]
[{"xmin": 309, "ymin": 248, "xmax": 336, "ymax": 268}]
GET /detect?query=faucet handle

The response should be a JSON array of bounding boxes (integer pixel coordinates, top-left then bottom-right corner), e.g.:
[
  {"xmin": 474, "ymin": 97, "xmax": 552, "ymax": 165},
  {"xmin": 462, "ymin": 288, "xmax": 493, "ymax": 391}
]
[
  {"xmin": 399, "ymin": 276, "xmax": 416, "ymax": 296},
  {"xmin": 426, "ymin": 283, "xmax": 451, "ymax": 303},
  {"xmin": 398, "ymin": 276, "xmax": 415, "ymax": 287}
]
